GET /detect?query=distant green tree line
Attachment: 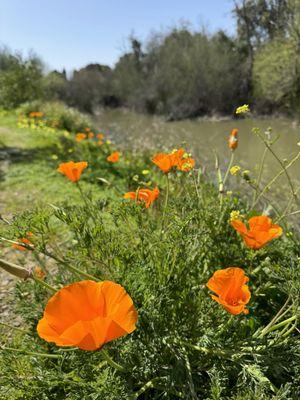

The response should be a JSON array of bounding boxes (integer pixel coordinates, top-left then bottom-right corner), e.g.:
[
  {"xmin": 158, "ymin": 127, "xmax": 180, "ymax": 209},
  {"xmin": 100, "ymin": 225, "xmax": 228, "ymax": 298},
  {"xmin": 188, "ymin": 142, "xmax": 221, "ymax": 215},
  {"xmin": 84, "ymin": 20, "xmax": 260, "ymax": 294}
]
[{"xmin": 0, "ymin": 0, "xmax": 299, "ymax": 118}]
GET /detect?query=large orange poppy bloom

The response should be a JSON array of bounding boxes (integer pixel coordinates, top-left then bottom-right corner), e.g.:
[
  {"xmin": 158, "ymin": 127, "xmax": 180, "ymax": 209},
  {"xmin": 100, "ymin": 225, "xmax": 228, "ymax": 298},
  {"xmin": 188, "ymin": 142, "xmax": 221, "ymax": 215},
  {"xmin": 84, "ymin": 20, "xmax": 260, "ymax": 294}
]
[
  {"xmin": 231, "ymin": 215, "xmax": 282, "ymax": 250},
  {"xmin": 152, "ymin": 148, "xmax": 195, "ymax": 173},
  {"xmin": 228, "ymin": 128, "xmax": 238, "ymax": 150},
  {"xmin": 207, "ymin": 267, "xmax": 251, "ymax": 315},
  {"xmin": 37, "ymin": 280, "xmax": 138, "ymax": 351},
  {"xmin": 124, "ymin": 187, "xmax": 160, "ymax": 208},
  {"xmin": 107, "ymin": 151, "xmax": 120, "ymax": 163},
  {"xmin": 57, "ymin": 161, "xmax": 88, "ymax": 183}
]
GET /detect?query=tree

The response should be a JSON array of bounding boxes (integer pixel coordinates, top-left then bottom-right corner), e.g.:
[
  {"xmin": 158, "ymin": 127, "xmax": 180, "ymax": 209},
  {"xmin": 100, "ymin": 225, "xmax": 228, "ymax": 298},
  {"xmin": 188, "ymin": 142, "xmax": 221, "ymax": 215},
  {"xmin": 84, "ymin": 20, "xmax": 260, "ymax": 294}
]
[{"xmin": 0, "ymin": 50, "xmax": 44, "ymax": 109}]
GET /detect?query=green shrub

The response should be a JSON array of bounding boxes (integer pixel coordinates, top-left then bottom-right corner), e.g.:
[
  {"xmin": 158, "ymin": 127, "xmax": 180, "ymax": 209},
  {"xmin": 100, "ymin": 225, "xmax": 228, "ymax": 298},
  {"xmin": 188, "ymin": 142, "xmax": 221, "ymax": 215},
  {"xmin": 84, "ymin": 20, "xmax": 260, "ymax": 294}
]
[
  {"xmin": 17, "ymin": 101, "xmax": 95, "ymax": 132},
  {"xmin": 0, "ymin": 51, "xmax": 44, "ymax": 109}
]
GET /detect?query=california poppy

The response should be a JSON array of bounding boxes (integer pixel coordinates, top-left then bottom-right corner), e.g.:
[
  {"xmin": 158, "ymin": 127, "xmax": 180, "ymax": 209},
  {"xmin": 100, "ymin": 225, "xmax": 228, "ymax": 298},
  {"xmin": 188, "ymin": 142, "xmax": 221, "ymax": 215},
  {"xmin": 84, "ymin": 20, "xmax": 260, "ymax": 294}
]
[
  {"xmin": 57, "ymin": 161, "xmax": 88, "ymax": 183},
  {"xmin": 152, "ymin": 148, "xmax": 195, "ymax": 173},
  {"xmin": 228, "ymin": 129, "xmax": 238, "ymax": 150},
  {"xmin": 37, "ymin": 280, "xmax": 138, "ymax": 351},
  {"xmin": 177, "ymin": 156, "xmax": 195, "ymax": 172},
  {"xmin": 12, "ymin": 232, "xmax": 33, "ymax": 251},
  {"xmin": 152, "ymin": 153, "xmax": 174, "ymax": 173},
  {"xmin": 124, "ymin": 187, "xmax": 159, "ymax": 208},
  {"xmin": 207, "ymin": 267, "xmax": 251, "ymax": 315},
  {"xmin": 88, "ymin": 132, "xmax": 94, "ymax": 139},
  {"xmin": 76, "ymin": 133, "xmax": 87, "ymax": 142},
  {"xmin": 29, "ymin": 111, "xmax": 44, "ymax": 118},
  {"xmin": 97, "ymin": 133, "xmax": 104, "ymax": 140},
  {"xmin": 231, "ymin": 215, "xmax": 282, "ymax": 250},
  {"xmin": 107, "ymin": 151, "xmax": 120, "ymax": 163}
]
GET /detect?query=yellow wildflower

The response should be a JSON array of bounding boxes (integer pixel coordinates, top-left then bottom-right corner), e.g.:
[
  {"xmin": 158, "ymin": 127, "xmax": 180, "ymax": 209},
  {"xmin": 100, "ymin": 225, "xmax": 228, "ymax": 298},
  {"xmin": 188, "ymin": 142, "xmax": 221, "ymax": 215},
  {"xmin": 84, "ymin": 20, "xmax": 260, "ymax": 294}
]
[
  {"xmin": 235, "ymin": 104, "xmax": 250, "ymax": 115},
  {"xmin": 229, "ymin": 210, "xmax": 242, "ymax": 223},
  {"xmin": 230, "ymin": 165, "xmax": 241, "ymax": 176}
]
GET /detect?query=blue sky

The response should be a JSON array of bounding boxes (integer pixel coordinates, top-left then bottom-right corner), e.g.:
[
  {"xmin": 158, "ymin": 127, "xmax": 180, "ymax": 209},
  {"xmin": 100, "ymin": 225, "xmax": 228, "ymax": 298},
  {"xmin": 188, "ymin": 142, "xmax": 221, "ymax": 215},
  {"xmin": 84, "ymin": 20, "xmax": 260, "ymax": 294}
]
[{"xmin": 0, "ymin": 0, "xmax": 235, "ymax": 72}]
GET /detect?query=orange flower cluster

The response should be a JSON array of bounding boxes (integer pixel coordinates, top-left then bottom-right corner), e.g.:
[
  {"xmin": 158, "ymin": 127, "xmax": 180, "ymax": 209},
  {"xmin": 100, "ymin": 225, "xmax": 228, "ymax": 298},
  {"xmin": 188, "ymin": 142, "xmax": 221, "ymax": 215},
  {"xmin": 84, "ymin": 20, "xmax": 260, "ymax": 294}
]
[
  {"xmin": 29, "ymin": 111, "xmax": 44, "ymax": 118},
  {"xmin": 12, "ymin": 232, "xmax": 34, "ymax": 251},
  {"xmin": 124, "ymin": 187, "xmax": 159, "ymax": 208},
  {"xmin": 228, "ymin": 128, "xmax": 238, "ymax": 150},
  {"xmin": 76, "ymin": 133, "xmax": 87, "ymax": 142},
  {"xmin": 57, "ymin": 161, "xmax": 88, "ymax": 183},
  {"xmin": 75, "ymin": 129, "xmax": 104, "ymax": 143},
  {"xmin": 231, "ymin": 215, "xmax": 282, "ymax": 250},
  {"xmin": 107, "ymin": 151, "xmax": 120, "ymax": 163},
  {"xmin": 37, "ymin": 280, "xmax": 138, "ymax": 351},
  {"xmin": 152, "ymin": 148, "xmax": 195, "ymax": 173}
]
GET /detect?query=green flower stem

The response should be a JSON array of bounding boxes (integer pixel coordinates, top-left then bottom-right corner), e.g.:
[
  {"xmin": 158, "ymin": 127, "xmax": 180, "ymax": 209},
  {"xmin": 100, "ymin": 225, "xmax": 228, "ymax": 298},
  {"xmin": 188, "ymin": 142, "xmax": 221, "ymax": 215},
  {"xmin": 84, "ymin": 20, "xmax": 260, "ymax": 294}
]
[
  {"xmin": 1, "ymin": 346, "xmax": 62, "ymax": 359},
  {"xmin": 0, "ymin": 237, "xmax": 98, "ymax": 282},
  {"xmin": 32, "ymin": 276, "xmax": 57, "ymax": 293},
  {"xmin": 252, "ymin": 147, "xmax": 268, "ymax": 207},
  {"xmin": 0, "ymin": 321, "xmax": 29, "ymax": 334},
  {"xmin": 256, "ymin": 131, "xmax": 297, "ymax": 198},
  {"xmin": 161, "ymin": 173, "xmax": 170, "ymax": 233},
  {"xmin": 214, "ymin": 151, "xmax": 224, "ymax": 206},
  {"xmin": 101, "ymin": 349, "xmax": 125, "ymax": 372},
  {"xmin": 255, "ymin": 296, "xmax": 291, "ymax": 338},
  {"xmin": 76, "ymin": 181, "xmax": 90, "ymax": 208},
  {"xmin": 0, "ymin": 256, "xmax": 57, "ymax": 292},
  {"xmin": 252, "ymin": 151, "xmax": 300, "ymax": 209},
  {"xmin": 265, "ymin": 315, "xmax": 297, "ymax": 333},
  {"xmin": 42, "ymin": 249, "xmax": 99, "ymax": 282},
  {"xmin": 180, "ymin": 340, "xmax": 231, "ymax": 358},
  {"xmin": 131, "ymin": 377, "xmax": 184, "ymax": 399},
  {"xmin": 259, "ymin": 315, "xmax": 297, "ymax": 338},
  {"xmin": 65, "ymin": 263, "xmax": 99, "ymax": 281},
  {"xmin": 223, "ymin": 151, "xmax": 235, "ymax": 188}
]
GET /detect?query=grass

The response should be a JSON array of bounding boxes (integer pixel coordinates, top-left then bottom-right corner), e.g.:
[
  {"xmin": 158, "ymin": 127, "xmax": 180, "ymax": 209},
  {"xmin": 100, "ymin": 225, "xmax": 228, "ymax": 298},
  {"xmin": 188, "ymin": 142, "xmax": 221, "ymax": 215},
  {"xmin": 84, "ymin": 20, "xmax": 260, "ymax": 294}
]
[{"xmin": 0, "ymin": 109, "xmax": 299, "ymax": 399}]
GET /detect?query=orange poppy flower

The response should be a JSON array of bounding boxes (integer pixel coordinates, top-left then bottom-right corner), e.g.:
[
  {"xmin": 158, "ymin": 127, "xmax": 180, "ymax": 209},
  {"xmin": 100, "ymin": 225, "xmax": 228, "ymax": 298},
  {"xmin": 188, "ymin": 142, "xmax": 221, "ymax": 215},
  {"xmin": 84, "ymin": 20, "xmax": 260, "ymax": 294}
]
[
  {"xmin": 152, "ymin": 153, "xmax": 174, "ymax": 173},
  {"xmin": 177, "ymin": 156, "xmax": 195, "ymax": 172},
  {"xmin": 29, "ymin": 111, "xmax": 44, "ymax": 118},
  {"xmin": 107, "ymin": 151, "xmax": 120, "ymax": 163},
  {"xmin": 124, "ymin": 187, "xmax": 160, "ymax": 208},
  {"xmin": 97, "ymin": 140, "xmax": 104, "ymax": 146},
  {"xmin": 231, "ymin": 215, "xmax": 282, "ymax": 250},
  {"xmin": 12, "ymin": 232, "xmax": 33, "ymax": 251},
  {"xmin": 85, "ymin": 127, "xmax": 91, "ymax": 132},
  {"xmin": 152, "ymin": 148, "xmax": 195, "ymax": 173},
  {"xmin": 97, "ymin": 133, "xmax": 104, "ymax": 140},
  {"xmin": 207, "ymin": 267, "xmax": 251, "ymax": 315},
  {"xmin": 88, "ymin": 132, "xmax": 94, "ymax": 139},
  {"xmin": 37, "ymin": 280, "xmax": 138, "ymax": 351},
  {"xmin": 76, "ymin": 133, "xmax": 87, "ymax": 142},
  {"xmin": 57, "ymin": 161, "xmax": 88, "ymax": 183},
  {"xmin": 228, "ymin": 128, "xmax": 238, "ymax": 150}
]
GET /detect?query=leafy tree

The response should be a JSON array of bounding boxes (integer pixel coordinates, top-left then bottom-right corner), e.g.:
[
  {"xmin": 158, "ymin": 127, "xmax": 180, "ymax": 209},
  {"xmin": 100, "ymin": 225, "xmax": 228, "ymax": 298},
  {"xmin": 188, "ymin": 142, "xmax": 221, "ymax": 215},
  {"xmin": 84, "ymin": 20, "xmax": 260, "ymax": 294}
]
[
  {"xmin": 253, "ymin": 37, "xmax": 300, "ymax": 110},
  {"xmin": 0, "ymin": 50, "xmax": 44, "ymax": 109}
]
